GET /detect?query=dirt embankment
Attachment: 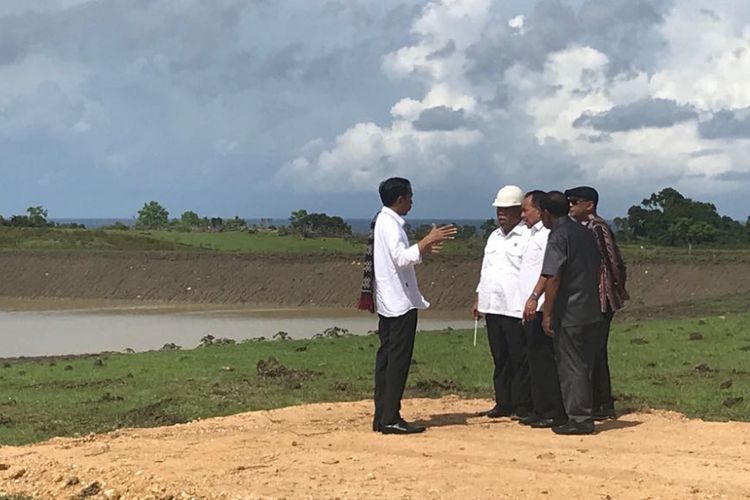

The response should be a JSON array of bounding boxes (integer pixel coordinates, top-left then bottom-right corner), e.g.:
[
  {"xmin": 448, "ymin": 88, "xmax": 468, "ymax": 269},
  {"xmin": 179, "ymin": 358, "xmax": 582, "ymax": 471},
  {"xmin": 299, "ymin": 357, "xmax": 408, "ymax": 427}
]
[
  {"xmin": 0, "ymin": 250, "xmax": 749, "ymax": 311},
  {"xmin": 1, "ymin": 397, "xmax": 749, "ymax": 499}
]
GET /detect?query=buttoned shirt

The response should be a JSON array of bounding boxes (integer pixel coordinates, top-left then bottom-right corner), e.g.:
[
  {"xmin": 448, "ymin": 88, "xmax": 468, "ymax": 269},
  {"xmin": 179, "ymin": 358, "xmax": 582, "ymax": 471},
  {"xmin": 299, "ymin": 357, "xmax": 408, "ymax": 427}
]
[
  {"xmin": 519, "ymin": 221, "xmax": 550, "ymax": 312},
  {"xmin": 541, "ymin": 216, "xmax": 603, "ymax": 327},
  {"xmin": 373, "ymin": 207, "xmax": 429, "ymax": 318},
  {"xmin": 476, "ymin": 222, "xmax": 530, "ymax": 318}
]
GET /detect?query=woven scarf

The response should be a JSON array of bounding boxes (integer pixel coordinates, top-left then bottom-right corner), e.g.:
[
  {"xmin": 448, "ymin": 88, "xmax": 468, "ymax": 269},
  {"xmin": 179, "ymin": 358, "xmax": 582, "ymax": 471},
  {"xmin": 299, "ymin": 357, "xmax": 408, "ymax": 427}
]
[
  {"xmin": 587, "ymin": 215, "xmax": 629, "ymax": 313},
  {"xmin": 356, "ymin": 212, "xmax": 380, "ymax": 313}
]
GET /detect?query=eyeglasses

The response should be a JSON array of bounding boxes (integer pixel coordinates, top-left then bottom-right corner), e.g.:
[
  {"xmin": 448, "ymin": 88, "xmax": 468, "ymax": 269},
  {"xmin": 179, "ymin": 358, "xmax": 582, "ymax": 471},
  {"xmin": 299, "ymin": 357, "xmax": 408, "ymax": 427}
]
[{"xmin": 568, "ymin": 199, "xmax": 587, "ymax": 206}]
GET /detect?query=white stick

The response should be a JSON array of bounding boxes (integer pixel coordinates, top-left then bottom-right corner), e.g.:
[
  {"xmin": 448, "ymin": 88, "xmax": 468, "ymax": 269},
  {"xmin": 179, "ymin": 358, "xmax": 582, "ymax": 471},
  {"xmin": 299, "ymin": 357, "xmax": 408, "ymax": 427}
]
[{"xmin": 473, "ymin": 318, "xmax": 478, "ymax": 347}]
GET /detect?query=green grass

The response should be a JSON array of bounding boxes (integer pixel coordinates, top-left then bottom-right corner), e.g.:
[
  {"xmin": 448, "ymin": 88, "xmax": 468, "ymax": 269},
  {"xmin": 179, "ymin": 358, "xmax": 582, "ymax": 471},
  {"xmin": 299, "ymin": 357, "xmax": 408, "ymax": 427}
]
[
  {"xmin": 138, "ymin": 230, "xmax": 366, "ymax": 254},
  {"xmin": 4, "ymin": 226, "xmax": 750, "ymax": 262},
  {"xmin": 0, "ymin": 227, "xmax": 187, "ymax": 251},
  {"xmin": 0, "ymin": 311, "xmax": 747, "ymax": 445}
]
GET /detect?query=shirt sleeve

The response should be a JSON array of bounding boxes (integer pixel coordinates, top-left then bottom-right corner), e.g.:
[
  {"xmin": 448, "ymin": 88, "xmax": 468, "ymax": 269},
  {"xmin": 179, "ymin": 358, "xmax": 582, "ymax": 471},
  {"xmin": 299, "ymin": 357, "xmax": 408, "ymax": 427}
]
[
  {"xmin": 541, "ymin": 231, "xmax": 566, "ymax": 277},
  {"xmin": 475, "ymin": 235, "xmax": 494, "ymax": 293},
  {"xmin": 383, "ymin": 219, "xmax": 421, "ymax": 268}
]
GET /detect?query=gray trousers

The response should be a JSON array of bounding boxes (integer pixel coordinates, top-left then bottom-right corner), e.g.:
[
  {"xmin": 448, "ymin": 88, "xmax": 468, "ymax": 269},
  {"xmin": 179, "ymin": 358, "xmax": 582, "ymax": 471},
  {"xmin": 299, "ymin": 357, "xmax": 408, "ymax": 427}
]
[{"xmin": 553, "ymin": 321, "xmax": 605, "ymax": 424}]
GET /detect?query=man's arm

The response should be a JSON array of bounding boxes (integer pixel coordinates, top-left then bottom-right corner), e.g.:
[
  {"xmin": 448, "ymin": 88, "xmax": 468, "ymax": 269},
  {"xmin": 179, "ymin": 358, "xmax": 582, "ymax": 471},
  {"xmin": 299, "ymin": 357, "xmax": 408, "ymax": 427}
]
[
  {"xmin": 541, "ymin": 275, "xmax": 560, "ymax": 337},
  {"xmin": 384, "ymin": 223, "xmax": 455, "ymax": 268},
  {"xmin": 538, "ymin": 230, "xmax": 567, "ymax": 335},
  {"xmin": 523, "ymin": 275, "xmax": 548, "ymax": 322}
]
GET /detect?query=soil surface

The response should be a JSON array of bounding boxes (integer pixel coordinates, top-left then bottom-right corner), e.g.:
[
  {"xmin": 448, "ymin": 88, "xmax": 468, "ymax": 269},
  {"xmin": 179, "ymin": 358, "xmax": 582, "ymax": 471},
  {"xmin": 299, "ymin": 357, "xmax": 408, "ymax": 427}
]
[
  {"xmin": 1, "ymin": 250, "xmax": 749, "ymax": 312},
  {"xmin": 1, "ymin": 396, "xmax": 748, "ymax": 499}
]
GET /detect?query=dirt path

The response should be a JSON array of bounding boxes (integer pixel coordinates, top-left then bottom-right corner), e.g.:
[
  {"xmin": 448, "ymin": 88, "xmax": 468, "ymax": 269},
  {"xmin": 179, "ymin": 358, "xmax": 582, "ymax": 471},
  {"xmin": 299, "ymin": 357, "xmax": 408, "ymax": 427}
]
[{"xmin": 1, "ymin": 397, "xmax": 748, "ymax": 499}]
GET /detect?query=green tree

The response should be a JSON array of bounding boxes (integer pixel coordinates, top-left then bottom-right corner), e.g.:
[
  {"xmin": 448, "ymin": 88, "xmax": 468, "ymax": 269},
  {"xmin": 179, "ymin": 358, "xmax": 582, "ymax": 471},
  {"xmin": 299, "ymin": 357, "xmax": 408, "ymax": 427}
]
[
  {"xmin": 180, "ymin": 211, "xmax": 202, "ymax": 227},
  {"xmin": 288, "ymin": 209, "xmax": 351, "ymax": 237},
  {"xmin": 225, "ymin": 216, "xmax": 248, "ymax": 231},
  {"xmin": 622, "ymin": 187, "xmax": 745, "ymax": 245},
  {"xmin": 137, "ymin": 201, "xmax": 169, "ymax": 228},
  {"xmin": 26, "ymin": 206, "xmax": 48, "ymax": 227}
]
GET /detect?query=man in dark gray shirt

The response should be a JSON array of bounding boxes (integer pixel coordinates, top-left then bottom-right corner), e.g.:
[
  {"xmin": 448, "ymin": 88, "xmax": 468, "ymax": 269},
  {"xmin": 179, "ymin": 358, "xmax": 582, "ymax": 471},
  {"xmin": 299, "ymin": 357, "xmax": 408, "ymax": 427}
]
[{"xmin": 539, "ymin": 191, "xmax": 605, "ymax": 435}]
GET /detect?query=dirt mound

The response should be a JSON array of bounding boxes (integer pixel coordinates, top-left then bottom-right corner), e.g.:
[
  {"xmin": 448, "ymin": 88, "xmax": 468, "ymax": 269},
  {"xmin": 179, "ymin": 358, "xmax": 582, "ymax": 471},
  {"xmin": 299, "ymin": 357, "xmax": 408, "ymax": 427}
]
[
  {"xmin": 1, "ymin": 397, "xmax": 748, "ymax": 499},
  {"xmin": 1, "ymin": 250, "xmax": 750, "ymax": 312}
]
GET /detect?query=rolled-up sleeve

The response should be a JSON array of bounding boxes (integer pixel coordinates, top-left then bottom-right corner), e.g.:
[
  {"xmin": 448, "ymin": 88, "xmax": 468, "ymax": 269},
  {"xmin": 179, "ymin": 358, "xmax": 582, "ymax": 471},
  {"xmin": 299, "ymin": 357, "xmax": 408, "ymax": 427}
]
[{"xmin": 541, "ymin": 232, "xmax": 566, "ymax": 277}]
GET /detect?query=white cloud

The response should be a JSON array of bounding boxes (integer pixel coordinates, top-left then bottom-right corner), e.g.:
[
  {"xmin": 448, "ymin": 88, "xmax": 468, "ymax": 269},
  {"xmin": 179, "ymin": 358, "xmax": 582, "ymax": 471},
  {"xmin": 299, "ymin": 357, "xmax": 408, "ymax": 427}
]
[{"xmin": 284, "ymin": 0, "xmax": 750, "ymax": 212}]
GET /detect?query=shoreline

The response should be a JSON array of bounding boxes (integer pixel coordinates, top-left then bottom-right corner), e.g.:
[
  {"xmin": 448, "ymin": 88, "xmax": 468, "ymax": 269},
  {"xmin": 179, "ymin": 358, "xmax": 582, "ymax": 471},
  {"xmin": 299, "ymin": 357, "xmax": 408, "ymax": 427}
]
[{"xmin": 0, "ymin": 296, "xmax": 469, "ymax": 319}]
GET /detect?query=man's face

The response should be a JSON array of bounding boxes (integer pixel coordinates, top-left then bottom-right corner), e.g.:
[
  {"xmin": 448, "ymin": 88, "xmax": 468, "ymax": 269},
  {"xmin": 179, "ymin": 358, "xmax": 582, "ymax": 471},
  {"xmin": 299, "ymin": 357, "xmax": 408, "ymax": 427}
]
[
  {"xmin": 496, "ymin": 205, "xmax": 522, "ymax": 232},
  {"xmin": 394, "ymin": 190, "xmax": 413, "ymax": 216},
  {"xmin": 568, "ymin": 198, "xmax": 594, "ymax": 221},
  {"xmin": 521, "ymin": 196, "xmax": 541, "ymax": 228}
]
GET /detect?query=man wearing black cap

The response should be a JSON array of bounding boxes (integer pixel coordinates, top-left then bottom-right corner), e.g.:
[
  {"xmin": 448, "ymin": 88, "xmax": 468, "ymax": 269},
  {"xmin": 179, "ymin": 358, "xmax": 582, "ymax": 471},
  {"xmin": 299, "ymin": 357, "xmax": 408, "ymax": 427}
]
[
  {"xmin": 538, "ymin": 191, "xmax": 604, "ymax": 435},
  {"xmin": 565, "ymin": 186, "xmax": 629, "ymax": 420}
]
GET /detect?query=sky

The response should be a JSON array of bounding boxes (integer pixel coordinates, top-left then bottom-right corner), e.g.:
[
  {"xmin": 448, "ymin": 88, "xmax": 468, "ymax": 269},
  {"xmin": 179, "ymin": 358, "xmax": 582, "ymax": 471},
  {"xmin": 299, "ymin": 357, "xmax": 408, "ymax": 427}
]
[{"xmin": 2, "ymin": 0, "xmax": 750, "ymax": 221}]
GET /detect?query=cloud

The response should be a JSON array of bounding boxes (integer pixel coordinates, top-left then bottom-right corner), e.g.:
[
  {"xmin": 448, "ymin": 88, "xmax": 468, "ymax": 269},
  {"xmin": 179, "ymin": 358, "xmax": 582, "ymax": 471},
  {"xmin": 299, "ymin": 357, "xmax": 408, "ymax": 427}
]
[
  {"xmin": 5, "ymin": 0, "xmax": 750, "ymax": 219},
  {"xmin": 412, "ymin": 106, "xmax": 468, "ymax": 131},
  {"xmin": 280, "ymin": 0, "xmax": 750, "ymax": 220},
  {"xmin": 698, "ymin": 109, "xmax": 750, "ymax": 139},
  {"xmin": 573, "ymin": 98, "xmax": 697, "ymax": 132}
]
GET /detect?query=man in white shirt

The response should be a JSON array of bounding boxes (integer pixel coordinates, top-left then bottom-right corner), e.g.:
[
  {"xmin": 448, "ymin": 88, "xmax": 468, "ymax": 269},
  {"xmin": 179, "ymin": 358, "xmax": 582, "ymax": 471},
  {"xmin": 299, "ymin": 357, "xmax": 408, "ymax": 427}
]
[
  {"xmin": 371, "ymin": 177, "xmax": 456, "ymax": 435},
  {"xmin": 519, "ymin": 190, "xmax": 565, "ymax": 428},
  {"xmin": 471, "ymin": 185, "xmax": 532, "ymax": 419}
]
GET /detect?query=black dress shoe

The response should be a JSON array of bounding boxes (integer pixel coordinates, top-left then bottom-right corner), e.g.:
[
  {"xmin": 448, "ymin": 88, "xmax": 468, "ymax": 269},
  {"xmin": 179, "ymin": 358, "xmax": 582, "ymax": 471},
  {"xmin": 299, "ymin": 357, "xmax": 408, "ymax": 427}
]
[
  {"xmin": 518, "ymin": 413, "xmax": 541, "ymax": 426},
  {"xmin": 485, "ymin": 406, "xmax": 512, "ymax": 418},
  {"xmin": 373, "ymin": 422, "xmax": 381, "ymax": 432},
  {"xmin": 552, "ymin": 421, "xmax": 595, "ymax": 435},
  {"xmin": 530, "ymin": 417, "xmax": 565, "ymax": 429},
  {"xmin": 510, "ymin": 408, "xmax": 531, "ymax": 421},
  {"xmin": 381, "ymin": 419, "xmax": 426, "ymax": 435},
  {"xmin": 592, "ymin": 406, "xmax": 616, "ymax": 421}
]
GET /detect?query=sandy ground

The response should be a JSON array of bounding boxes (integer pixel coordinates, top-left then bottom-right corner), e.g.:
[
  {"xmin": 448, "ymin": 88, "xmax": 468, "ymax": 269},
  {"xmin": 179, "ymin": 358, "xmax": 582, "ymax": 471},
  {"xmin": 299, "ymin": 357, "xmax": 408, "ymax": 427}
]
[{"xmin": 1, "ymin": 397, "xmax": 748, "ymax": 499}]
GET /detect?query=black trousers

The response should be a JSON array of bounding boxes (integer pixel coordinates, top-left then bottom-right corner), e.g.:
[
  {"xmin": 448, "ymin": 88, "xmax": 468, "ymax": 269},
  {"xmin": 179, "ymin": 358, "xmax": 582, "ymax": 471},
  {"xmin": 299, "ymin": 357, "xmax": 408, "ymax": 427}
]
[
  {"xmin": 524, "ymin": 313, "xmax": 565, "ymax": 419},
  {"xmin": 593, "ymin": 311, "xmax": 615, "ymax": 410},
  {"xmin": 374, "ymin": 309, "xmax": 418, "ymax": 427},
  {"xmin": 485, "ymin": 314, "xmax": 531, "ymax": 412},
  {"xmin": 554, "ymin": 321, "xmax": 604, "ymax": 424}
]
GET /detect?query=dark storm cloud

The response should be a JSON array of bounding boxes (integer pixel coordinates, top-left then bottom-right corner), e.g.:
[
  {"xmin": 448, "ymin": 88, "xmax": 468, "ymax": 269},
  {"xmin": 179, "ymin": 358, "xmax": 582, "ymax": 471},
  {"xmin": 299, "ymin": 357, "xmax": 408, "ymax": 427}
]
[
  {"xmin": 573, "ymin": 98, "xmax": 697, "ymax": 132},
  {"xmin": 413, "ymin": 106, "xmax": 468, "ymax": 131},
  {"xmin": 698, "ymin": 109, "xmax": 750, "ymax": 139}
]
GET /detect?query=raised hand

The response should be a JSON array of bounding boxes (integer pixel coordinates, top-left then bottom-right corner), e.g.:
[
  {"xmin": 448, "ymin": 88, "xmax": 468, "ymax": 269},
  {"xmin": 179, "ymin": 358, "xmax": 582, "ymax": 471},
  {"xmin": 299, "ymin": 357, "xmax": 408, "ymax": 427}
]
[{"xmin": 418, "ymin": 224, "xmax": 457, "ymax": 255}]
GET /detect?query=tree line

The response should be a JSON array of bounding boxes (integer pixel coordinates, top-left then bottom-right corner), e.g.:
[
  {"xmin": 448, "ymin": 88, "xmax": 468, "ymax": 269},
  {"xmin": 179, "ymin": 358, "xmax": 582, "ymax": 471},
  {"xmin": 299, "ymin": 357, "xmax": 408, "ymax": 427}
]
[{"xmin": 3, "ymin": 188, "xmax": 749, "ymax": 245}]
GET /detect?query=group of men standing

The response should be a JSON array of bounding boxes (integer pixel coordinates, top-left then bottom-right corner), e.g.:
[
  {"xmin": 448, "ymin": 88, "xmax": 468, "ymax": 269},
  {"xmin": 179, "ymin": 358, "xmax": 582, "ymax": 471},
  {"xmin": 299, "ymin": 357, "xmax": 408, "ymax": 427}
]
[
  {"xmin": 358, "ymin": 177, "xmax": 627, "ymax": 436},
  {"xmin": 474, "ymin": 185, "xmax": 627, "ymax": 435}
]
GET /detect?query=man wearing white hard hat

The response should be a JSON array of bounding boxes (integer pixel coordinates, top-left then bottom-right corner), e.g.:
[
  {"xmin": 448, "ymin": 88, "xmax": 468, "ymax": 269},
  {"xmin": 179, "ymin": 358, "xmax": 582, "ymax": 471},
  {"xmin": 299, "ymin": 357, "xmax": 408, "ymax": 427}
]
[{"xmin": 472, "ymin": 185, "xmax": 533, "ymax": 419}]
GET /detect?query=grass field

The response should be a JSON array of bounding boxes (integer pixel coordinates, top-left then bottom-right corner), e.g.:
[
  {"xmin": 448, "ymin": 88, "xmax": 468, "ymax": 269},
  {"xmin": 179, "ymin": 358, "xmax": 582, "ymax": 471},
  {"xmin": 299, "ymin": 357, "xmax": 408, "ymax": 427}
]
[
  {"xmin": 0, "ymin": 307, "xmax": 746, "ymax": 446},
  {"xmin": 3, "ymin": 226, "xmax": 750, "ymax": 262}
]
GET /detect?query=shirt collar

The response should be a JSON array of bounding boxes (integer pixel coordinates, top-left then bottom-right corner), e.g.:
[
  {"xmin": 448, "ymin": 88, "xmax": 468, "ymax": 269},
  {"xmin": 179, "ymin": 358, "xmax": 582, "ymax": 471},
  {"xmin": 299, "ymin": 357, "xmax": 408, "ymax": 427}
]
[
  {"xmin": 381, "ymin": 206, "xmax": 406, "ymax": 227},
  {"xmin": 530, "ymin": 220, "xmax": 545, "ymax": 234},
  {"xmin": 498, "ymin": 221, "xmax": 525, "ymax": 238}
]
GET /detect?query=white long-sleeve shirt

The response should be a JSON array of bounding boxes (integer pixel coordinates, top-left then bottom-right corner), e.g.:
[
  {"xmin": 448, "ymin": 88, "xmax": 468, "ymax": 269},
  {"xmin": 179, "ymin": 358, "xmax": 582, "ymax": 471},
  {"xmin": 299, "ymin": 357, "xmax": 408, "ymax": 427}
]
[
  {"xmin": 519, "ymin": 221, "xmax": 550, "ymax": 312},
  {"xmin": 373, "ymin": 207, "xmax": 429, "ymax": 317},
  {"xmin": 476, "ymin": 222, "xmax": 530, "ymax": 318}
]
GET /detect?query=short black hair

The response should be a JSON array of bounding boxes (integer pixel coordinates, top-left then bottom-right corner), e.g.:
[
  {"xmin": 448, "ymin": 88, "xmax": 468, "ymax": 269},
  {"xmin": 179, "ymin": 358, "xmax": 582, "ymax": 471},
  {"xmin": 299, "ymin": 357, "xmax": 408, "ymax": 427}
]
[
  {"xmin": 540, "ymin": 190, "xmax": 569, "ymax": 217},
  {"xmin": 564, "ymin": 186, "xmax": 599, "ymax": 206},
  {"xmin": 379, "ymin": 177, "xmax": 412, "ymax": 207},
  {"xmin": 524, "ymin": 190, "xmax": 546, "ymax": 211}
]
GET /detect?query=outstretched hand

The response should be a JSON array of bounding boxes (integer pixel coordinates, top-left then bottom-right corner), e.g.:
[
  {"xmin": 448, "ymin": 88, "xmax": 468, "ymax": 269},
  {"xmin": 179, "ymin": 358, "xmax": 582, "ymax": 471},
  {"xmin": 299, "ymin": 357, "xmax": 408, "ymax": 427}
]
[{"xmin": 418, "ymin": 224, "xmax": 457, "ymax": 254}]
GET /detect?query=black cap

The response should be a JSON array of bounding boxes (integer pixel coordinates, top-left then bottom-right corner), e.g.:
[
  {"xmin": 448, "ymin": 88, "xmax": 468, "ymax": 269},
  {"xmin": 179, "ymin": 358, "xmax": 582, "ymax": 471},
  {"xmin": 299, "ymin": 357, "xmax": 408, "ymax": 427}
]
[{"xmin": 564, "ymin": 186, "xmax": 599, "ymax": 205}]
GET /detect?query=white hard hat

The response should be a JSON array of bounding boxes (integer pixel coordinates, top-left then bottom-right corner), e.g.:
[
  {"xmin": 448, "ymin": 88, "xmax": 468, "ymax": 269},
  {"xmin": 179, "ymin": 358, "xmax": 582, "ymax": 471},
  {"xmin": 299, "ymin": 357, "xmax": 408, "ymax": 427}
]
[{"xmin": 491, "ymin": 185, "xmax": 524, "ymax": 207}]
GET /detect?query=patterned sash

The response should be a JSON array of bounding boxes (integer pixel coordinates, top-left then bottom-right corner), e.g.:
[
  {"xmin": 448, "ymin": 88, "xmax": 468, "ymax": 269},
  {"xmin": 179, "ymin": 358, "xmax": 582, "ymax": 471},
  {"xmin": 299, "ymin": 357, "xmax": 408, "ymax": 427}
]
[{"xmin": 356, "ymin": 213, "xmax": 379, "ymax": 313}]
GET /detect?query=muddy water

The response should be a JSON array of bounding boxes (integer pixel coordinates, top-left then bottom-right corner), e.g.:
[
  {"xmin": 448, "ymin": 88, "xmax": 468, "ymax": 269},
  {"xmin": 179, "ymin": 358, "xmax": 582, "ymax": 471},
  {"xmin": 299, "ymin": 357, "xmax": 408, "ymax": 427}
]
[{"xmin": 0, "ymin": 310, "xmax": 476, "ymax": 357}]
